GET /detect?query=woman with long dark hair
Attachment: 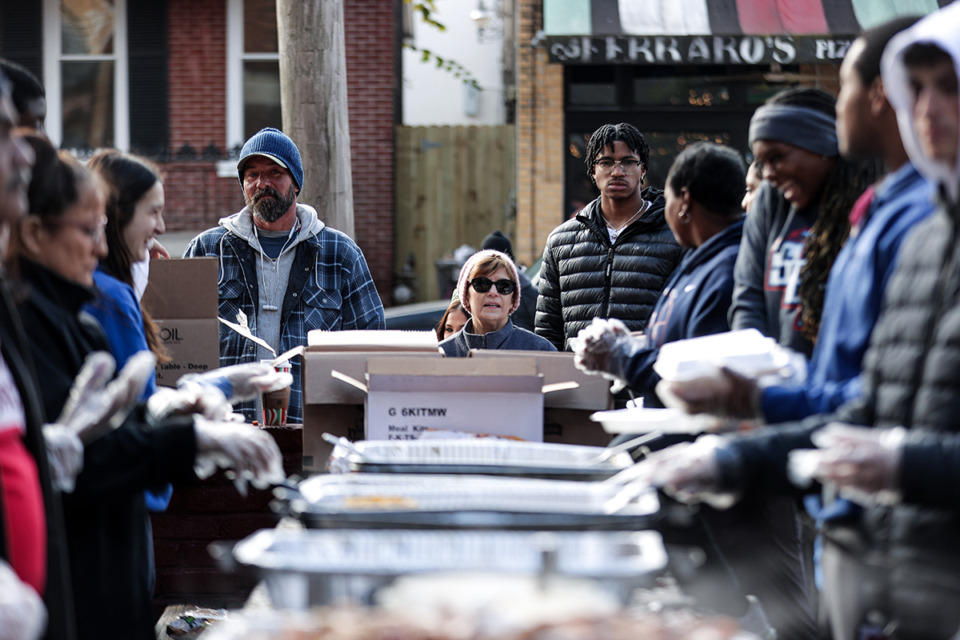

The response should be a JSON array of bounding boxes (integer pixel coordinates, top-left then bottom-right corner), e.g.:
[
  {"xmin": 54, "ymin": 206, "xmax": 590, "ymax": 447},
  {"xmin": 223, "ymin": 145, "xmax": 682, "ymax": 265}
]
[{"xmin": 731, "ymin": 87, "xmax": 880, "ymax": 354}]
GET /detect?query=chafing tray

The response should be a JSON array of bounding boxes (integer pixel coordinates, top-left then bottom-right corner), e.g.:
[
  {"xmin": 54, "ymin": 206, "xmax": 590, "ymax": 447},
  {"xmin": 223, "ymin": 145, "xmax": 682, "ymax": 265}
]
[
  {"xmin": 328, "ymin": 438, "xmax": 634, "ymax": 479},
  {"xmin": 230, "ymin": 528, "xmax": 669, "ymax": 609},
  {"xmin": 282, "ymin": 473, "xmax": 666, "ymax": 531}
]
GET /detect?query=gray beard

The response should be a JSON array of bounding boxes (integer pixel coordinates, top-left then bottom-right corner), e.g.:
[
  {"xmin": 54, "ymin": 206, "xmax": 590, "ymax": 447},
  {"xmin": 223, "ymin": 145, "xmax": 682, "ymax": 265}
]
[{"xmin": 247, "ymin": 186, "xmax": 296, "ymax": 223}]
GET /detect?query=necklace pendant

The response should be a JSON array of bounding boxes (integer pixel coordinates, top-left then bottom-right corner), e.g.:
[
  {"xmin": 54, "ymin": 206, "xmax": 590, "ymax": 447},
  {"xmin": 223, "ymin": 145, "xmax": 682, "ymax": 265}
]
[{"xmin": 262, "ymin": 304, "xmax": 279, "ymax": 312}]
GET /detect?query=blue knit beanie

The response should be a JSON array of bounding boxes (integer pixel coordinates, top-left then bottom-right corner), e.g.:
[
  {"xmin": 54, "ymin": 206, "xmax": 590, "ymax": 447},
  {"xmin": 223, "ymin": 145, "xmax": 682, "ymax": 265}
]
[{"xmin": 237, "ymin": 127, "xmax": 304, "ymax": 192}]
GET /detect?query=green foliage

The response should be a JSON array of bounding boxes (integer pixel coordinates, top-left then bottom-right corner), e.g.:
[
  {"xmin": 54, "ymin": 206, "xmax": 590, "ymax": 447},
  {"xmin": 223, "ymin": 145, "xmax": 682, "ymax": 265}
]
[{"xmin": 403, "ymin": 0, "xmax": 482, "ymax": 91}]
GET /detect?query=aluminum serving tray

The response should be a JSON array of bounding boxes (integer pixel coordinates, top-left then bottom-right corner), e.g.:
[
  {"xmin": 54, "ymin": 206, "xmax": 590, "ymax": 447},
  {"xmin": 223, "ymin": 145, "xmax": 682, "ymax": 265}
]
[
  {"xmin": 285, "ymin": 473, "xmax": 663, "ymax": 531},
  {"xmin": 231, "ymin": 528, "xmax": 669, "ymax": 609},
  {"xmin": 329, "ymin": 438, "xmax": 634, "ymax": 479}
]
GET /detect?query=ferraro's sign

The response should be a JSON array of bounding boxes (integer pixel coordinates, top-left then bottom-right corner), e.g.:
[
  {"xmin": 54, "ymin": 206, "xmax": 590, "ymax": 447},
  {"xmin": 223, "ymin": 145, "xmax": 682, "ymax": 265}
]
[{"xmin": 546, "ymin": 35, "xmax": 855, "ymax": 65}]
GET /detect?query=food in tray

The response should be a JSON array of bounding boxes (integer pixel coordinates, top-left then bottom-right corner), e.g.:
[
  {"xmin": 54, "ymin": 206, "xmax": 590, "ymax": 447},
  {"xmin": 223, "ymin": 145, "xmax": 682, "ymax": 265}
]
[
  {"xmin": 202, "ymin": 605, "xmax": 747, "ymax": 640},
  {"xmin": 342, "ymin": 495, "xmax": 419, "ymax": 511}
]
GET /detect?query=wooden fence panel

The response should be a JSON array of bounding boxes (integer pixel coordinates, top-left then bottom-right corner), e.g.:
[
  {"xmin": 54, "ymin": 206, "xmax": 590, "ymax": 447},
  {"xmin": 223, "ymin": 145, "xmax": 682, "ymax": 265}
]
[{"xmin": 395, "ymin": 125, "xmax": 516, "ymax": 302}]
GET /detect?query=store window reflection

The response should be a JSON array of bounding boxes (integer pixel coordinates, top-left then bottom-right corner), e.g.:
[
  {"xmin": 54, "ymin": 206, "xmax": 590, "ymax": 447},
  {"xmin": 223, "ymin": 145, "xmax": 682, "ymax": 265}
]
[{"xmin": 60, "ymin": 0, "xmax": 116, "ymax": 150}]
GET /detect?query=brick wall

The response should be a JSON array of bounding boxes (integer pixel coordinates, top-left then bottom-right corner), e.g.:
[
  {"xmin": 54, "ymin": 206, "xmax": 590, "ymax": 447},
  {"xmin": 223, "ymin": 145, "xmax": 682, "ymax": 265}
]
[
  {"xmin": 161, "ymin": 0, "xmax": 396, "ymax": 303},
  {"xmin": 151, "ymin": 425, "xmax": 303, "ymax": 614},
  {"xmin": 344, "ymin": 0, "xmax": 398, "ymax": 305},
  {"xmin": 515, "ymin": 0, "xmax": 565, "ymax": 267}
]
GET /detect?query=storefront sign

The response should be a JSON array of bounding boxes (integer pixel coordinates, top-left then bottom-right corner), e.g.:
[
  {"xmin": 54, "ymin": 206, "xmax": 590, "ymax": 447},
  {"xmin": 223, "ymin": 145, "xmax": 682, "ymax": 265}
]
[{"xmin": 546, "ymin": 35, "xmax": 855, "ymax": 65}]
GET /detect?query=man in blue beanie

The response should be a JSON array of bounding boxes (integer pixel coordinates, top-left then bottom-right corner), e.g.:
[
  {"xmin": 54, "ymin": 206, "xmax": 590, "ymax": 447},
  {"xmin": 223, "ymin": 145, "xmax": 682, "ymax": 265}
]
[{"xmin": 184, "ymin": 127, "xmax": 385, "ymax": 424}]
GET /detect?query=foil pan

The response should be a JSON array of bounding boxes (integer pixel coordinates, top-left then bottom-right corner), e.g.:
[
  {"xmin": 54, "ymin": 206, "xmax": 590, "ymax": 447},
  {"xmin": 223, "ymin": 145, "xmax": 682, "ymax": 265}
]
[
  {"xmin": 230, "ymin": 528, "xmax": 669, "ymax": 609},
  {"xmin": 283, "ymin": 473, "xmax": 665, "ymax": 531},
  {"xmin": 328, "ymin": 438, "xmax": 634, "ymax": 479}
]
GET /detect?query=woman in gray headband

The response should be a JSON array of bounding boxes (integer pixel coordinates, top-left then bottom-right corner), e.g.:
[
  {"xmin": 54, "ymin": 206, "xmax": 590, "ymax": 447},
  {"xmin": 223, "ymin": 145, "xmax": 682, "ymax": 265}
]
[{"xmin": 731, "ymin": 88, "xmax": 879, "ymax": 354}]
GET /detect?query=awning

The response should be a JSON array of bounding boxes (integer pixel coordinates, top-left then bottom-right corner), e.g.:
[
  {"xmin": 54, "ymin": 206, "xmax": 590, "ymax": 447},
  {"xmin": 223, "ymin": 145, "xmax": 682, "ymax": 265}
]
[{"xmin": 544, "ymin": 0, "xmax": 948, "ymax": 64}]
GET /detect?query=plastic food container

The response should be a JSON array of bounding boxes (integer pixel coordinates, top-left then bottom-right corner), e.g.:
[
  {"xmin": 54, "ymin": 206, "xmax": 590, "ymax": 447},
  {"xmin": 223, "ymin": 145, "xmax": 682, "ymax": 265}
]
[{"xmin": 229, "ymin": 528, "xmax": 669, "ymax": 609}]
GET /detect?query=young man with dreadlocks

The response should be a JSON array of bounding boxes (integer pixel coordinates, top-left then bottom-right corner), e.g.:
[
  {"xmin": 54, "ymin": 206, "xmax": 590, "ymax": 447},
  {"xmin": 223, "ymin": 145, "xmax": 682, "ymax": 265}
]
[{"xmin": 535, "ymin": 123, "xmax": 684, "ymax": 352}]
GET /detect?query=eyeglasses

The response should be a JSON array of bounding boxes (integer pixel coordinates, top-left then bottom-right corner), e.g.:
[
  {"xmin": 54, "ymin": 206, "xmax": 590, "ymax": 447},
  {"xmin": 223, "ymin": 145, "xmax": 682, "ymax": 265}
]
[
  {"xmin": 48, "ymin": 218, "xmax": 107, "ymax": 243},
  {"xmin": 595, "ymin": 158, "xmax": 642, "ymax": 174},
  {"xmin": 469, "ymin": 277, "xmax": 516, "ymax": 295}
]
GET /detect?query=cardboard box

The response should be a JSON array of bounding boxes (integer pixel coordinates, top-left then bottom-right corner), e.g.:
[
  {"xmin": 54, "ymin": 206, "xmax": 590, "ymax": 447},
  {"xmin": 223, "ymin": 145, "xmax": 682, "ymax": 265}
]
[
  {"xmin": 300, "ymin": 346, "xmax": 443, "ymax": 472},
  {"xmin": 364, "ymin": 356, "xmax": 544, "ymax": 441},
  {"xmin": 299, "ymin": 349, "xmax": 617, "ymax": 471},
  {"xmin": 154, "ymin": 319, "xmax": 221, "ymax": 386},
  {"xmin": 468, "ymin": 351, "xmax": 612, "ymax": 410},
  {"xmin": 469, "ymin": 351, "xmax": 614, "ymax": 446},
  {"xmin": 142, "ymin": 258, "xmax": 220, "ymax": 387}
]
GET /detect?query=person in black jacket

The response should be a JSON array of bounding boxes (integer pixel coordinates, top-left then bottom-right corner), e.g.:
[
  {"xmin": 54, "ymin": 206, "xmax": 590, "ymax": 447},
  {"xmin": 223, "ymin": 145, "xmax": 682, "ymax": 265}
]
[
  {"xmin": 632, "ymin": 8, "xmax": 960, "ymax": 638},
  {"xmin": 10, "ymin": 133, "xmax": 284, "ymax": 640},
  {"xmin": 0, "ymin": 71, "xmax": 77, "ymax": 640},
  {"xmin": 535, "ymin": 123, "xmax": 684, "ymax": 352}
]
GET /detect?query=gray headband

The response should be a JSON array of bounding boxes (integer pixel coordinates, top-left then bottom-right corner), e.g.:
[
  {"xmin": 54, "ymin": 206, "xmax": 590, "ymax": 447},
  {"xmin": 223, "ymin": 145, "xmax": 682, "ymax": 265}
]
[{"xmin": 748, "ymin": 104, "xmax": 839, "ymax": 157}]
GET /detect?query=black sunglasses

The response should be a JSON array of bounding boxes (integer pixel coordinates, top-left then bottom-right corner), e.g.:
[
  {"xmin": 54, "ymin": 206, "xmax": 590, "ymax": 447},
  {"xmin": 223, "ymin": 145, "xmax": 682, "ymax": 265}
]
[{"xmin": 469, "ymin": 277, "xmax": 516, "ymax": 295}]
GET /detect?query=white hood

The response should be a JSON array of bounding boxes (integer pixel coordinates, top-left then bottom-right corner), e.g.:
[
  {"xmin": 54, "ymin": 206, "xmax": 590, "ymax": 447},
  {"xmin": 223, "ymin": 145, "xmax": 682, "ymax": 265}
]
[{"xmin": 882, "ymin": 2, "xmax": 960, "ymax": 203}]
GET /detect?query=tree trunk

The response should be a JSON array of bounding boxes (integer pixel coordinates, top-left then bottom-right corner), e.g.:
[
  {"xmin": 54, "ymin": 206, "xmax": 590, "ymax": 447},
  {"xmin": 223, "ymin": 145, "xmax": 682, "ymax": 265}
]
[{"xmin": 276, "ymin": 0, "xmax": 355, "ymax": 238}]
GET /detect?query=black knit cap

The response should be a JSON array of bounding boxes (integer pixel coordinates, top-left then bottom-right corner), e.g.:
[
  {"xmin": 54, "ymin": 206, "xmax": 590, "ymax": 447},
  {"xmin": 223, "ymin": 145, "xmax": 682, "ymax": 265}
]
[{"xmin": 480, "ymin": 230, "xmax": 513, "ymax": 261}]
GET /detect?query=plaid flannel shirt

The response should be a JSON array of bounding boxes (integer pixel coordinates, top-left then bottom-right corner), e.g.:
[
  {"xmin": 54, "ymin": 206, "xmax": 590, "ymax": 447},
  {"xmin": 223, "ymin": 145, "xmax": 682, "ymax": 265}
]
[{"xmin": 184, "ymin": 220, "xmax": 385, "ymax": 423}]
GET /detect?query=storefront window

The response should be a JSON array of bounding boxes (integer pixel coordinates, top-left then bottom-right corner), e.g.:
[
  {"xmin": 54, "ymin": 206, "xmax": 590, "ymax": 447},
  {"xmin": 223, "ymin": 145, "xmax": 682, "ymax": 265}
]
[
  {"xmin": 563, "ymin": 65, "xmax": 786, "ymax": 219},
  {"xmin": 60, "ymin": 0, "xmax": 116, "ymax": 149}
]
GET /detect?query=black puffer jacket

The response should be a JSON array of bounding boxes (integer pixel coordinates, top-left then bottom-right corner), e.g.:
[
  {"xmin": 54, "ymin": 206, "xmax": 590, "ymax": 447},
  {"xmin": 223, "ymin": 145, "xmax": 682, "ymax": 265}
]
[
  {"xmin": 721, "ymin": 199, "xmax": 960, "ymax": 639},
  {"xmin": 535, "ymin": 189, "xmax": 684, "ymax": 351}
]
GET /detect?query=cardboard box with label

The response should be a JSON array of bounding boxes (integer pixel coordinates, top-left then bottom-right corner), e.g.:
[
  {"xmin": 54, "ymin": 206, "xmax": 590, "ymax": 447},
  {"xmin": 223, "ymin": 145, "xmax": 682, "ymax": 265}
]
[
  {"xmin": 141, "ymin": 258, "xmax": 221, "ymax": 387},
  {"xmin": 468, "ymin": 351, "xmax": 613, "ymax": 446},
  {"xmin": 299, "ymin": 336, "xmax": 616, "ymax": 471},
  {"xmin": 299, "ymin": 330, "xmax": 442, "ymax": 471}
]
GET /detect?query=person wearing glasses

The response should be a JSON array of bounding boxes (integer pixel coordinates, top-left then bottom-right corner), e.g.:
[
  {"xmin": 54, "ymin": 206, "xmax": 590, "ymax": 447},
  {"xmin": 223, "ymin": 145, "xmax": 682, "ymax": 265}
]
[
  {"xmin": 440, "ymin": 249, "xmax": 556, "ymax": 357},
  {"xmin": 535, "ymin": 123, "xmax": 684, "ymax": 352},
  {"xmin": 184, "ymin": 128, "xmax": 385, "ymax": 423}
]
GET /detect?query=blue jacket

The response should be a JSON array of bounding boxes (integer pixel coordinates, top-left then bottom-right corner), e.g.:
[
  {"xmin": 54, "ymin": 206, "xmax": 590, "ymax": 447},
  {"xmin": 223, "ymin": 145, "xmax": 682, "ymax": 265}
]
[
  {"xmin": 86, "ymin": 268, "xmax": 173, "ymax": 512},
  {"xmin": 439, "ymin": 318, "xmax": 557, "ymax": 357},
  {"xmin": 86, "ymin": 269, "xmax": 157, "ymax": 398},
  {"xmin": 620, "ymin": 219, "xmax": 744, "ymax": 401},
  {"xmin": 183, "ymin": 206, "xmax": 385, "ymax": 422},
  {"xmin": 761, "ymin": 163, "xmax": 935, "ymax": 422}
]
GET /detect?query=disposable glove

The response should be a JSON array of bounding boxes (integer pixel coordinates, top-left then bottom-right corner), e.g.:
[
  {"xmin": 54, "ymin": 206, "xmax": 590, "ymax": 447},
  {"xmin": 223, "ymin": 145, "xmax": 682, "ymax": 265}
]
[
  {"xmin": 56, "ymin": 351, "xmax": 156, "ymax": 444},
  {"xmin": 178, "ymin": 363, "xmax": 292, "ymax": 404},
  {"xmin": 193, "ymin": 416, "xmax": 285, "ymax": 496},
  {"xmin": 788, "ymin": 423, "xmax": 905, "ymax": 506},
  {"xmin": 573, "ymin": 318, "xmax": 645, "ymax": 393},
  {"xmin": 42, "ymin": 424, "xmax": 84, "ymax": 493},
  {"xmin": 640, "ymin": 435, "xmax": 739, "ymax": 509},
  {"xmin": 0, "ymin": 560, "xmax": 46, "ymax": 640},
  {"xmin": 146, "ymin": 384, "xmax": 237, "ymax": 423},
  {"xmin": 656, "ymin": 366, "xmax": 763, "ymax": 419}
]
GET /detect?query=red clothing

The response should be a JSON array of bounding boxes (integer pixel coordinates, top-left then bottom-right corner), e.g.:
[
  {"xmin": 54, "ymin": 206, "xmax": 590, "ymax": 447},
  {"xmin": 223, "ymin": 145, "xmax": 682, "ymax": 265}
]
[
  {"xmin": 736, "ymin": 0, "xmax": 828, "ymax": 34},
  {"xmin": 0, "ymin": 350, "xmax": 45, "ymax": 595}
]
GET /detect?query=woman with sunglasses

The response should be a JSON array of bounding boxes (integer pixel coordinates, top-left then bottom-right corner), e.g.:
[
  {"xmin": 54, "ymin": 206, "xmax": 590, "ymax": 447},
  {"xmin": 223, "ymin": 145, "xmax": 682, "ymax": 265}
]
[{"xmin": 439, "ymin": 250, "xmax": 556, "ymax": 357}]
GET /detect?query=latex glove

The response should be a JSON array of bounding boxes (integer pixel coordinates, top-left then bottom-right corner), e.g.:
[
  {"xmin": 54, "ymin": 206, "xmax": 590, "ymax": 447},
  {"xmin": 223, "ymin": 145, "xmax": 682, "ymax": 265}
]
[
  {"xmin": 42, "ymin": 424, "xmax": 84, "ymax": 493},
  {"xmin": 789, "ymin": 423, "xmax": 905, "ymax": 506},
  {"xmin": 56, "ymin": 351, "xmax": 156, "ymax": 444},
  {"xmin": 656, "ymin": 366, "xmax": 763, "ymax": 419},
  {"xmin": 0, "ymin": 560, "xmax": 46, "ymax": 640},
  {"xmin": 193, "ymin": 417, "xmax": 285, "ymax": 496},
  {"xmin": 178, "ymin": 363, "xmax": 292, "ymax": 404},
  {"xmin": 573, "ymin": 318, "xmax": 647, "ymax": 393},
  {"xmin": 146, "ymin": 384, "xmax": 235, "ymax": 423},
  {"xmin": 640, "ymin": 435, "xmax": 739, "ymax": 509}
]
